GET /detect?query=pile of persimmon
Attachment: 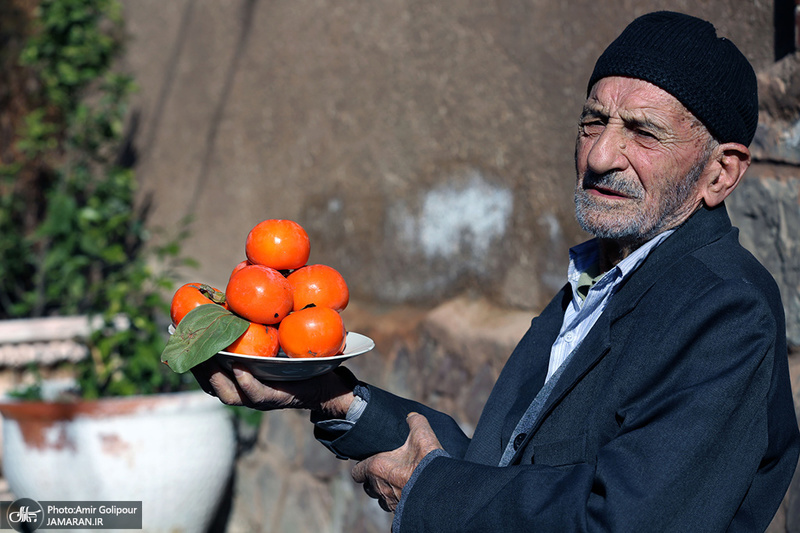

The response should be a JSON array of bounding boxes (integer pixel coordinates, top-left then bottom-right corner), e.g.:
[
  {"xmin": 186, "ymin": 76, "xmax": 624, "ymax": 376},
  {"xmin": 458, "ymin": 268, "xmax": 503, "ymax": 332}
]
[{"xmin": 170, "ymin": 219, "xmax": 350, "ymax": 359}]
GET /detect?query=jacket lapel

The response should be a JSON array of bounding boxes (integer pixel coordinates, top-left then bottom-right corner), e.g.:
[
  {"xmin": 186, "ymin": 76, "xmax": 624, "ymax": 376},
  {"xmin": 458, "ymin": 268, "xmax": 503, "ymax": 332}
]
[
  {"xmin": 521, "ymin": 311, "xmax": 612, "ymax": 444},
  {"xmin": 606, "ymin": 205, "xmax": 732, "ymax": 322},
  {"xmin": 495, "ymin": 286, "xmax": 571, "ymax": 453}
]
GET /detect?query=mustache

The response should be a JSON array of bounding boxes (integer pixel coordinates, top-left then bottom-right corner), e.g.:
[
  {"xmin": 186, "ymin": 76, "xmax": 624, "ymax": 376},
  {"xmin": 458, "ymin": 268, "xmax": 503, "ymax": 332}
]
[{"xmin": 580, "ymin": 171, "xmax": 644, "ymax": 200}]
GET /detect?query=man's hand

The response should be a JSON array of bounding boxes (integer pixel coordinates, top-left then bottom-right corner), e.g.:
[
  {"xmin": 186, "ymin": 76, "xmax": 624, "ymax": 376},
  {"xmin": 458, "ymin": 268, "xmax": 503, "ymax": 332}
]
[
  {"xmin": 191, "ymin": 358, "xmax": 355, "ymax": 418},
  {"xmin": 351, "ymin": 412, "xmax": 443, "ymax": 512}
]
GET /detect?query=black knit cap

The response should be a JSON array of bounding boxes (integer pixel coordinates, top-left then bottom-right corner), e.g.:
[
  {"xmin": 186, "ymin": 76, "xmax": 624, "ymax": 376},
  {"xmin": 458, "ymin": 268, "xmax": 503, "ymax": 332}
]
[{"xmin": 588, "ymin": 11, "xmax": 758, "ymax": 146}]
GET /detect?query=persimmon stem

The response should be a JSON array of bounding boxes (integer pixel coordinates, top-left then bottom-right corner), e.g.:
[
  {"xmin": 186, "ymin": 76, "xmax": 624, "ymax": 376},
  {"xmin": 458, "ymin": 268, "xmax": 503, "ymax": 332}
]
[{"xmin": 199, "ymin": 284, "xmax": 226, "ymax": 305}]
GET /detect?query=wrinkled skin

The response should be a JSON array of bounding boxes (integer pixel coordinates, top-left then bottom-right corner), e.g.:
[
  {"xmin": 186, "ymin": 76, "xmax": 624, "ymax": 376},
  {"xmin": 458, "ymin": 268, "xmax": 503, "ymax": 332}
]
[
  {"xmin": 351, "ymin": 413, "xmax": 443, "ymax": 512},
  {"xmin": 574, "ymin": 76, "xmax": 749, "ymax": 268}
]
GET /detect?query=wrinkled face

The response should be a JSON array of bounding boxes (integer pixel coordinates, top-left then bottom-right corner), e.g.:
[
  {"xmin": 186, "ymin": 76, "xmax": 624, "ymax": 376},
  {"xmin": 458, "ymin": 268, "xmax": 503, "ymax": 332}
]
[{"xmin": 575, "ymin": 76, "xmax": 715, "ymax": 244}]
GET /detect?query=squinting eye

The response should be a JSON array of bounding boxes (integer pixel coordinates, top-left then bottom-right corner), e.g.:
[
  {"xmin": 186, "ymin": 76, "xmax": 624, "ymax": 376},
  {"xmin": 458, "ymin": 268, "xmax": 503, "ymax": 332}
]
[
  {"xmin": 636, "ymin": 129, "xmax": 657, "ymax": 139},
  {"xmin": 580, "ymin": 122, "xmax": 604, "ymax": 134}
]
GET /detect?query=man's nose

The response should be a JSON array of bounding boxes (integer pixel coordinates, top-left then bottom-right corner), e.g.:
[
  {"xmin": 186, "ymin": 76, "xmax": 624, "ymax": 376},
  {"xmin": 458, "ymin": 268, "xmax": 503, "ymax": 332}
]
[{"xmin": 586, "ymin": 126, "xmax": 629, "ymax": 175}]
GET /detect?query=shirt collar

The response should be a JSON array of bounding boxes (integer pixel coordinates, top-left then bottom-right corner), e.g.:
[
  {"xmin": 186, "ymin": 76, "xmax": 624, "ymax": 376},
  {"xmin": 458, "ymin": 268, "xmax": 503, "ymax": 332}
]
[{"xmin": 567, "ymin": 229, "xmax": 675, "ymax": 297}]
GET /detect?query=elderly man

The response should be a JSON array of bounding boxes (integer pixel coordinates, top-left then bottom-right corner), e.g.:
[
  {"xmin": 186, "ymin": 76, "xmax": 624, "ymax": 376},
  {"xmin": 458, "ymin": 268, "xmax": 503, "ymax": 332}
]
[{"xmin": 194, "ymin": 11, "xmax": 800, "ymax": 531}]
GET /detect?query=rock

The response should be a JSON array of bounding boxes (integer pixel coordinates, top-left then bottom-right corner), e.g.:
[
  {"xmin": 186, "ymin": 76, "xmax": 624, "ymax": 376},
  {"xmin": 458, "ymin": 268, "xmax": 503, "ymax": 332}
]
[
  {"xmin": 727, "ymin": 172, "xmax": 800, "ymax": 348},
  {"xmin": 753, "ymin": 53, "xmax": 800, "ymax": 165}
]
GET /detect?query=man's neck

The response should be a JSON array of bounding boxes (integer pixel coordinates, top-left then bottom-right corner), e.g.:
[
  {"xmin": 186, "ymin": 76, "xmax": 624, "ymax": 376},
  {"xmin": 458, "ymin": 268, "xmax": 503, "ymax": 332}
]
[{"xmin": 597, "ymin": 239, "xmax": 638, "ymax": 272}]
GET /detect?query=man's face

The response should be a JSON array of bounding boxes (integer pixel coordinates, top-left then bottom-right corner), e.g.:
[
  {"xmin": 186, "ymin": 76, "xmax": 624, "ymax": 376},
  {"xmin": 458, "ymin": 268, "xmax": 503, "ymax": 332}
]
[{"xmin": 574, "ymin": 76, "xmax": 715, "ymax": 244}]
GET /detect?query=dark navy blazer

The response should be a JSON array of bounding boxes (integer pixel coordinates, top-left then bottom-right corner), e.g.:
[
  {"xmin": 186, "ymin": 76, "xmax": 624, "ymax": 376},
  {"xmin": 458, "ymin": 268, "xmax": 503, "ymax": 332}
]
[{"xmin": 320, "ymin": 205, "xmax": 800, "ymax": 532}]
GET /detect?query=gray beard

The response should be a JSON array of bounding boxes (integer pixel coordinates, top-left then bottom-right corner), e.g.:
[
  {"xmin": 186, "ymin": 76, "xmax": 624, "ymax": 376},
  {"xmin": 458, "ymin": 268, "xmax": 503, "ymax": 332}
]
[{"xmin": 574, "ymin": 158, "xmax": 707, "ymax": 245}]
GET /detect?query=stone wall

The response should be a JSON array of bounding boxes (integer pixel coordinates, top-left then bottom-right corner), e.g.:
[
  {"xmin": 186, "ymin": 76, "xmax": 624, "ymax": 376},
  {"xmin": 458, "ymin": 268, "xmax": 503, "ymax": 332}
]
[
  {"xmin": 115, "ymin": 1, "xmax": 800, "ymax": 531},
  {"xmin": 730, "ymin": 53, "xmax": 800, "ymax": 348}
]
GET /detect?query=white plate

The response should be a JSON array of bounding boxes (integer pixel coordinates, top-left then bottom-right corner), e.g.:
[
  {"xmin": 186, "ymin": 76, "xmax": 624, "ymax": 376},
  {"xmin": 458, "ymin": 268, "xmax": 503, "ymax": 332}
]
[{"xmin": 214, "ymin": 331, "xmax": 375, "ymax": 381}]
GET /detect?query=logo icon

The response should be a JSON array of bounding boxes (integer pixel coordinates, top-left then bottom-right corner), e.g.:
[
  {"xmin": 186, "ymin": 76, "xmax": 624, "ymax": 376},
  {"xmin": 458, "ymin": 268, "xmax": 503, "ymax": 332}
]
[{"xmin": 7, "ymin": 499, "xmax": 44, "ymax": 532}]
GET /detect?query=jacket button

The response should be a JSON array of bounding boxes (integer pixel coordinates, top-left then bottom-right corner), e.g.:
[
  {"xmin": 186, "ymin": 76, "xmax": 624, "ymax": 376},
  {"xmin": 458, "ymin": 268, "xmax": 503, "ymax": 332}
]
[{"xmin": 513, "ymin": 433, "xmax": 526, "ymax": 450}]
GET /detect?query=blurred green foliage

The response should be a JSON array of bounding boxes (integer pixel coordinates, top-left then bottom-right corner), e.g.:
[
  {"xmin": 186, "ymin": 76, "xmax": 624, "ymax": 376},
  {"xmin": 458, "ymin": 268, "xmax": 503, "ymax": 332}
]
[{"xmin": 1, "ymin": 0, "xmax": 196, "ymax": 398}]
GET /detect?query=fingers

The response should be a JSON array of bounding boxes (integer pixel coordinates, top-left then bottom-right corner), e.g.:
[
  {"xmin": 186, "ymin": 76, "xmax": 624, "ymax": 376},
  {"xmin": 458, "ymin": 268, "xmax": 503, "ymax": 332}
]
[
  {"xmin": 229, "ymin": 364, "xmax": 271, "ymax": 404},
  {"xmin": 192, "ymin": 357, "xmax": 327, "ymax": 411},
  {"xmin": 364, "ymin": 480, "xmax": 395, "ymax": 512},
  {"xmin": 354, "ymin": 461, "xmax": 400, "ymax": 513},
  {"xmin": 378, "ymin": 493, "xmax": 394, "ymax": 513},
  {"xmin": 351, "ymin": 454, "xmax": 404, "ymax": 513},
  {"xmin": 191, "ymin": 359, "xmax": 247, "ymax": 406},
  {"xmin": 363, "ymin": 479, "xmax": 381, "ymax": 499},
  {"xmin": 351, "ymin": 456, "xmax": 370, "ymax": 484}
]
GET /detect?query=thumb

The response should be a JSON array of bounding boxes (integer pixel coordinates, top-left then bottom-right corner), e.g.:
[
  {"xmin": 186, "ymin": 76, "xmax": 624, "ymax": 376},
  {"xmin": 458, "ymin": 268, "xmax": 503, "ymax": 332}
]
[
  {"xmin": 406, "ymin": 412, "xmax": 431, "ymax": 432},
  {"xmin": 405, "ymin": 412, "xmax": 442, "ymax": 449}
]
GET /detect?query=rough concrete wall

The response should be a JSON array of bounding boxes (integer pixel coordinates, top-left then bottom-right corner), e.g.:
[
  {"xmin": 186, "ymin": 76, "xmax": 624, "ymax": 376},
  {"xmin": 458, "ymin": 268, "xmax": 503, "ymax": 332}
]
[{"xmin": 121, "ymin": 0, "xmax": 776, "ymax": 313}]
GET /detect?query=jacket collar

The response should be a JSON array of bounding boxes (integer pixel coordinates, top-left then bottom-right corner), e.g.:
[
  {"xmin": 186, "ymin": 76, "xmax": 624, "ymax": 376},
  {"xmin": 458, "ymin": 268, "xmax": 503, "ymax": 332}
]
[{"xmin": 607, "ymin": 203, "xmax": 732, "ymax": 322}]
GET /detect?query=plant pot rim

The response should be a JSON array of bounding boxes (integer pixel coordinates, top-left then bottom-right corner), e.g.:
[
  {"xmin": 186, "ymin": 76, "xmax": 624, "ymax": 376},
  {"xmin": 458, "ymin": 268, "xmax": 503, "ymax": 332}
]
[
  {"xmin": 0, "ymin": 314, "xmax": 129, "ymax": 344},
  {"xmin": 0, "ymin": 389, "xmax": 214, "ymax": 422}
]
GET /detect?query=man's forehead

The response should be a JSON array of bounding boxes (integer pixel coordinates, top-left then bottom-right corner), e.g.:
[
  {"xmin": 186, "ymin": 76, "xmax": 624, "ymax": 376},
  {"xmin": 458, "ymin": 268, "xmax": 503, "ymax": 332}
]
[{"xmin": 585, "ymin": 77, "xmax": 696, "ymax": 124}]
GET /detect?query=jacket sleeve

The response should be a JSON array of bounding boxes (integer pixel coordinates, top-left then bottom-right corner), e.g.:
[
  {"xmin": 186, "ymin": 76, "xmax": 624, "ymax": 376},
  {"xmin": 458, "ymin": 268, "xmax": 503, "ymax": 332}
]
[{"xmin": 314, "ymin": 382, "xmax": 473, "ymax": 461}]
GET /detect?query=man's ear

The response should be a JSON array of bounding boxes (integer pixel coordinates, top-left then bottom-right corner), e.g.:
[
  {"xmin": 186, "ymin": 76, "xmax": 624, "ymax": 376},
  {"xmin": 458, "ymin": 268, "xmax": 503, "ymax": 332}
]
[{"xmin": 701, "ymin": 143, "xmax": 751, "ymax": 208}]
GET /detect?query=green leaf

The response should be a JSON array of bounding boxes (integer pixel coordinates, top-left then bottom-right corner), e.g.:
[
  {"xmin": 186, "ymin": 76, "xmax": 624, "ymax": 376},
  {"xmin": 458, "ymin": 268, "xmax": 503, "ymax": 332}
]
[{"xmin": 161, "ymin": 305, "xmax": 248, "ymax": 373}]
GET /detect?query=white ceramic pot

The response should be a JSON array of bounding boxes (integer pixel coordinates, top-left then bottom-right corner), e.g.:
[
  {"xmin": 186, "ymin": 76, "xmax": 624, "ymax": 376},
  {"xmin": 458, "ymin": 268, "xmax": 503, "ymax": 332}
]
[{"xmin": 0, "ymin": 390, "xmax": 236, "ymax": 533}]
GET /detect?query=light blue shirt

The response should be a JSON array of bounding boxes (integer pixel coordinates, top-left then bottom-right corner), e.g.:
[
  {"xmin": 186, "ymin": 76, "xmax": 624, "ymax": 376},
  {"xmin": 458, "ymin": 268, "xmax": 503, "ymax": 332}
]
[{"xmin": 546, "ymin": 229, "xmax": 674, "ymax": 382}]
